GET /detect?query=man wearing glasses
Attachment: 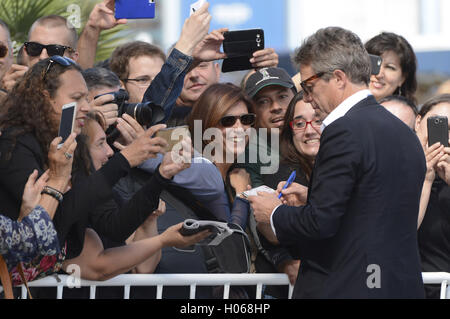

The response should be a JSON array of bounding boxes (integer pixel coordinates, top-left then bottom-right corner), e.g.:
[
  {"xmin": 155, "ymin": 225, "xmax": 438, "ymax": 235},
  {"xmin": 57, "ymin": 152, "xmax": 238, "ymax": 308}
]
[
  {"xmin": 249, "ymin": 27, "xmax": 426, "ymax": 298},
  {"xmin": 110, "ymin": 41, "xmax": 166, "ymax": 105},
  {"xmin": 1, "ymin": 15, "xmax": 79, "ymax": 93}
]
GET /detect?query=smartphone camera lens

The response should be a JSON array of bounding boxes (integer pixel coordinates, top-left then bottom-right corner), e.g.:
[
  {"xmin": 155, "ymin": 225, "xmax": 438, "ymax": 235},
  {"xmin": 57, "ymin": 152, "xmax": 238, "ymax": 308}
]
[{"xmin": 435, "ymin": 119, "xmax": 440, "ymax": 125}]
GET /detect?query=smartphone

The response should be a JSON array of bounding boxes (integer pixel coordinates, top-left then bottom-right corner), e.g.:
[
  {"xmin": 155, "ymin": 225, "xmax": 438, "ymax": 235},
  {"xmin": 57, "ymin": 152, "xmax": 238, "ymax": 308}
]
[
  {"xmin": 222, "ymin": 29, "xmax": 265, "ymax": 73},
  {"xmin": 427, "ymin": 116, "xmax": 449, "ymax": 147},
  {"xmin": 369, "ymin": 54, "xmax": 382, "ymax": 75},
  {"xmin": 155, "ymin": 125, "xmax": 191, "ymax": 152},
  {"xmin": 242, "ymin": 185, "xmax": 276, "ymax": 198},
  {"xmin": 58, "ymin": 102, "xmax": 77, "ymax": 149},
  {"xmin": 190, "ymin": 0, "xmax": 207, "ymax": 16},
  {"xmin": 115, "ymin": 0, "xmax": 155, "ymax": 19}
]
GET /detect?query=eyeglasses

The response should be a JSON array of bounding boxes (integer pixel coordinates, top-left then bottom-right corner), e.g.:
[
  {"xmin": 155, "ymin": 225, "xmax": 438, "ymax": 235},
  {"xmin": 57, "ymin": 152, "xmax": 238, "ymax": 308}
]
[
  {"xmin": 220, "ymin": 113, "xmax": 256, "ymax": 128},
  {"xmin": 0, "ymin": 42, "xmax": 8, "ymax": 58},
  {"xmin": 290, "ymin": 118, "xmax": 323, "ymax": 131},
  {"xmin": 24, "ymin": 41, "xmax": 74, "ymax": 57},
  {"xmin": 300, "ymin": 72, "xmax": 326, "ymax": 95},
  {"xmin": 42, "ymin": 55, "xmax": 76, "ymax": 80},
  {"xmin": 123, "ymin": 76, "xmax": 153, "ymax": 88}
]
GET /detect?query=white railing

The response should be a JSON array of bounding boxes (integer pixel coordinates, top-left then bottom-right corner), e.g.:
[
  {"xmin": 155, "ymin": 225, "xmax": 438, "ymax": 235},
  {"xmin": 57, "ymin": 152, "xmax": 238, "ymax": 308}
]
[
  {"xmin": 3, "ymin": 272, "xmax": 449, "ymax": 299},
  {"xmin": 19, "ymin": 273, "xmax": 294, "ymax": 299},
  {"xmin": 422, "ymin": 272, "xmax": 450, "ymax": 299}
]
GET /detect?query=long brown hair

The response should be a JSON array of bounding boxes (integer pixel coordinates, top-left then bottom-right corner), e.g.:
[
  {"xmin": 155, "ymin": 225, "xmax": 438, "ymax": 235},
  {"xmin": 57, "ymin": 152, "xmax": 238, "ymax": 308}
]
[
  {"xmin": 187, "ymin": 83, "xmax": 255, "ymax": 154},
  {"xmin": 72, "ymin": 111, "xmax": 107, "ymax": 178},
  {"xmin": 0, "ymin": 57, "xmax": 83, "ymax": 163},
  {"xmin": 280, "ymin": 91, "xmax": 316, "ymax": 180}
]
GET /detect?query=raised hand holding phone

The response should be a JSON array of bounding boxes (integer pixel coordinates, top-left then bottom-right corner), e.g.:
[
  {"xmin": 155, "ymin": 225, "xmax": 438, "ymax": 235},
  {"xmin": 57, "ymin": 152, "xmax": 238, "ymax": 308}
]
[
  {"xmin": 57, "ymin": 102, "xmax": 77, "ymax": 149},
  {"xmin": 191, "ymin": 0, "xmax": 207, "ymax": 16}
]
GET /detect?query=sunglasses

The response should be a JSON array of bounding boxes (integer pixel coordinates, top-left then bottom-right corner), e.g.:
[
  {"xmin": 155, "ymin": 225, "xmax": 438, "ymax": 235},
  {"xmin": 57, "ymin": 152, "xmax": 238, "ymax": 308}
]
[
  {"xmin": 42, "ymin": 55, "xmax": 76, "ymax": 80},
  {"xmin": 300, "ymin": 72, "xmax": 326, "ymax": 95},
  {"xmin": 220, "ymin": 113, "xmax": 256, "ymax": 128},
  {"xmin": 24, "ymin": 41, "xmax": 74, "ymax": 57},
  {"xmin": 0, "ymin": 42, "xmax": 8, "ymax": 58}
]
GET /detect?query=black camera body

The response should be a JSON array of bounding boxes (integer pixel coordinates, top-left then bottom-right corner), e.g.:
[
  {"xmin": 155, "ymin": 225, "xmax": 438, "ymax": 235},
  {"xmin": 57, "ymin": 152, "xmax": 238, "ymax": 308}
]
[{"xmin": 95, "ymin": 89, "xmax": 165, "ymax": 144}]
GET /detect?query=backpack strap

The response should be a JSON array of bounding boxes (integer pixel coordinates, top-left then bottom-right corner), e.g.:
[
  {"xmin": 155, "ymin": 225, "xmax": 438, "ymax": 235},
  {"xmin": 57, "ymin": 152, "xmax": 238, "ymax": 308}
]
[
  {"xmin": 0, "ymin": 255, "xmax": 14, "ymax": 299},
  {"xmin": 17, "ymin": 263, "xmax": 32, "ymax": 299}
]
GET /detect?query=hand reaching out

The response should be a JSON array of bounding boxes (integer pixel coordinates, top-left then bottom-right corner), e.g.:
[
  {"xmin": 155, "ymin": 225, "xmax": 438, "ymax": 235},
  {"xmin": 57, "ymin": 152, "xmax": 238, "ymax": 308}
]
[
  {"xmin": 19, "ymin": 170, "xmax": 49, "ymax": 220},
  {"xmin": 159, "ymin": 137, "xmax": 193, "ymax": 179},
  {"xmin": 1, "ymin": 64, "xmax": 29, "ymax": 92},
  {"xmin": 159, "ymin": 223, "xmax": 210, "ymax": 249},
  {"xmin": 436, "ymin": 140, "xmax": 450, "ymax": 185},
  {"xmin": 175, "ymin": 2, "xmax": 212, "ymax": 57},
  {"xmin": 120, "ymin": 124, "xmax": 168, "ymax": 167},
  {"xmin": 423, "ymin": 142, "xmax": 445, "ymax": 183},
  {"xmin": 47, "ymin": 133, "xmax": 77, "ymax": 192},
  {"xmin": 192, "ymin": 28, "xmax": 228, "ymax": 62},
  {"xmin": 86, "ymin": 0, "xmax": 127, "ymax": 31},
  {"xmin": 250, "ymin": 48, "xmax": 279, "ymax": 70},
  {"xmin": 229, "ymin": 168, "xmax": 251, "ymax": 194},
  {"xmin": 113, "ymin": 114, "xmax": 146, "ymax": 149},
  {"xmin": 90, "ymin": 94, "xmax": 119, "ymax": 127}
]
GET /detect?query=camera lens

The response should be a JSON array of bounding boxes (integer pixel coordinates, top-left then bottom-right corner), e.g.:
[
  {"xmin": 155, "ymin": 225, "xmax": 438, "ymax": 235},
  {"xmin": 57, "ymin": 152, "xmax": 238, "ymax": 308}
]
[{"xmin": 435, "ymin": 119, "xmax": 440, "ymax": 125}]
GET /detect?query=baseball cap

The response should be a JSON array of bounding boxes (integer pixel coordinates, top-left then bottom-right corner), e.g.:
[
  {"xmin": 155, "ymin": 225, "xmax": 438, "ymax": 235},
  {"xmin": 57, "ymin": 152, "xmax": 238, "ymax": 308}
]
[{"xmin": 245, "ymin": 67, "xmax": 296, "ymax": 98}]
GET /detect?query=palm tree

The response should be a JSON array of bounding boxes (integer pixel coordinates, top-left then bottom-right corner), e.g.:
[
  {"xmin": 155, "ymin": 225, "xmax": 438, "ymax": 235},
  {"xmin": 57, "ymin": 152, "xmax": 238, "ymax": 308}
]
[{"xmin": 0, "ymin": 0, "xmax": 129, "ymax": 62}]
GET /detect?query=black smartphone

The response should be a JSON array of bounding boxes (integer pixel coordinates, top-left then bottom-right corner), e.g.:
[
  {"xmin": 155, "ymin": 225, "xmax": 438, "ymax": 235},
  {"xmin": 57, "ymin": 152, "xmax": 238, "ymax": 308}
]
[
  {"xmin": 58, "ymin": 102, "xmax": 77, "ymax": 149},
  {"xmin": 222, "ymin": 29, "xmax": 264, "ymax": 73},
  {"xmin": 369, "ymin": 54, "xmax": 382, "ymax": 75},
  {"xmin": 427, "ymin": 116, "xmax": 449, "ymax": 147}
]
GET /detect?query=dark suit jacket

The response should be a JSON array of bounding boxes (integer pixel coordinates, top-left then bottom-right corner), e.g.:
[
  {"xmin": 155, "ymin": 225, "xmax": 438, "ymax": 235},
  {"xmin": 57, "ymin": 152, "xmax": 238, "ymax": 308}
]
[{"xmin": 273, "ymin": 95, "xmax": 426, "ymax": 299}]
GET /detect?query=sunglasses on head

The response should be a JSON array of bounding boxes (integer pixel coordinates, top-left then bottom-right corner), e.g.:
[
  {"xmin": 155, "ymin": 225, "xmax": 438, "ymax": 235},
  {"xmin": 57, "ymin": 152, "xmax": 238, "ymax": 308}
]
[
  {"xmin": 42, "ymin": 55, "xmax": 77, "ymax": 80},
  {"xmin": 220, "ymin": 113, "xmax": 256, "ymax": 128},
  {"xmin": 0, "ymin": 42, "xmax": 8, "ymax": 58},
  {"xmin": 24, "ymin": 41, "xmax": 73, "ymax": 57}
]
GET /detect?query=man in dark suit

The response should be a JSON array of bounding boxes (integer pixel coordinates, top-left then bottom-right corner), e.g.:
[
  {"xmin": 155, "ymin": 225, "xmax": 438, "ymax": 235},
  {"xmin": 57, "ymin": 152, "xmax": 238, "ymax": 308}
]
[{"xmin": 248, "ymin": 27, "xmax": 426, "ymax": 298}]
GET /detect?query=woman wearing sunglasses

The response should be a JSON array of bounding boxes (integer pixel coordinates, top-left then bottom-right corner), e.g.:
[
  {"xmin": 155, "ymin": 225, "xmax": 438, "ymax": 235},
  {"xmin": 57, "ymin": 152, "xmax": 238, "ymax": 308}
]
[
  {"xmin": 0, "ymin": 57, "xmax": 208, "ymax": 285},
  {"xmin": 187, "ymin": 83, "xmax": 256, "ymax": 229}
]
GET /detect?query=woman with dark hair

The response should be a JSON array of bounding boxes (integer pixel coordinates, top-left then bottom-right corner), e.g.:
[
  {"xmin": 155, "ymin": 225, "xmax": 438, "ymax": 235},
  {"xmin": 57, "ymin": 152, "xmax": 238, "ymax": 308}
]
[
  {"xmin": 365, "ymin": 32, "xmax": 418, "ymax": 104},
  {"xmin": 253, "ymin": 91, "xmax": 323, "ymax": 297},
  {"xmin": 187, "ymin": 83, "xmax": 256, "ymax": 228},
  {"xmin": 415, "ymin": 94, "xmax": 450, "ymax": 298},
  {"xmin": 0, "ymin": 57, "xmax": 207, "ymax": 284}
]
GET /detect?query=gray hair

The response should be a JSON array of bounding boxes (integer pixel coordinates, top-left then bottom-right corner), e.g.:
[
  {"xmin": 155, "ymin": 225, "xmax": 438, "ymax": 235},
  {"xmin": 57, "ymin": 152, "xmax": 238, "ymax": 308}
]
[
  {"xmin": 82, "ymin": 67, "xmax": 121, "ymax": 91},
  {"xmin": 293, "ymin": 27, "xmax": 371, "ymax": 85}
]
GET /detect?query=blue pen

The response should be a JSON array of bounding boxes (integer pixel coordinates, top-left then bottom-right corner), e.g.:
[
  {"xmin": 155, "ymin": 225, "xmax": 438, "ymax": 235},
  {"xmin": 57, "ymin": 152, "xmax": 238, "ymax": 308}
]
[{"xmin": 278, "ymin": 170, "xmax": 296, "ymax": 199}]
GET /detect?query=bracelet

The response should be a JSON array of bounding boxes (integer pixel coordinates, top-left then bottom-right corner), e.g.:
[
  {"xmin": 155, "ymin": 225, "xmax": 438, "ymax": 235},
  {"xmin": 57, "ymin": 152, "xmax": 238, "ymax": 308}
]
[{"xmin": 41, "ymin": 186, "xmax": 63, "ymax": 203}]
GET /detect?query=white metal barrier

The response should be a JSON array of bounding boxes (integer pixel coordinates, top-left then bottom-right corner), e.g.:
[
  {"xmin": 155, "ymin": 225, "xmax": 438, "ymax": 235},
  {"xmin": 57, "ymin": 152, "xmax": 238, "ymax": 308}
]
[
  {"xmin": 2, "ymin": 272, "xmax": 449, "ymax": 299},
  {"xmin": 422, "ymin": 272, "xmax": 450, "ymax": 299},
  {"xmin": 19, "ymin": 273, "xmax": 294, "ymax": 299}
]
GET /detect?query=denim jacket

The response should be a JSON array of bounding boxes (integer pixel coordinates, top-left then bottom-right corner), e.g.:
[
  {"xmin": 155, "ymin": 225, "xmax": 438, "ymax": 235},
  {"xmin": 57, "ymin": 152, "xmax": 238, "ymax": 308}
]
[{"xmin": 142, "ymin": 48, "xmax": 194, "ymax": 123}]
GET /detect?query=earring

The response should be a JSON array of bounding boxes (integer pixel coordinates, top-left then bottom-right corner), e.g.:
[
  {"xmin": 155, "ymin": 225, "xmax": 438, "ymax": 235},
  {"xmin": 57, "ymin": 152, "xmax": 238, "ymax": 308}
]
[{"xmin": 398, "ymin": 86, "xmax": 402, "ymax": 96}]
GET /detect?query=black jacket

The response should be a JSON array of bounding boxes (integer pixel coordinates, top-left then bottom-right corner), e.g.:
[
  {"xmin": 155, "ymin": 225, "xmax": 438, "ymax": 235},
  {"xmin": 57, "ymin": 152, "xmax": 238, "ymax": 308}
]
[
  {"xmin": 0, "ymin": 131, "xmax": 170, "ymax": 258},
  {"xmin": 273, "ymin": 96, "xmax": 426, "ymax": 298}
]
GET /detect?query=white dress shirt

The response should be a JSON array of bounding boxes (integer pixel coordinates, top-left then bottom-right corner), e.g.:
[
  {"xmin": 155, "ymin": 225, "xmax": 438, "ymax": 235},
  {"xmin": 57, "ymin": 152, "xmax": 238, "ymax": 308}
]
[{"xmin": 269, "ymin": 89, "xmax": 373, "ymax": 236}]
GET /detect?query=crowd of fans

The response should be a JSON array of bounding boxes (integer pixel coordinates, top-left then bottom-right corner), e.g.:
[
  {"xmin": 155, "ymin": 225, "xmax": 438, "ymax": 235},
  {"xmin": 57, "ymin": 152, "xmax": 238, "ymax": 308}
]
[{"xmin": 0, "ymin": 0, "xmax": 449, "ymax": 299}]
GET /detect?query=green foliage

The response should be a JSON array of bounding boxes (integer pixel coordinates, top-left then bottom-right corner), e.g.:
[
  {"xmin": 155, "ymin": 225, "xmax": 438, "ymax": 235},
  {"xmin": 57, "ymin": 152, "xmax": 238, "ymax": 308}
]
[{"xmin": 0, "ymin": 0, "xmax": 128, "ymax": 62}]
